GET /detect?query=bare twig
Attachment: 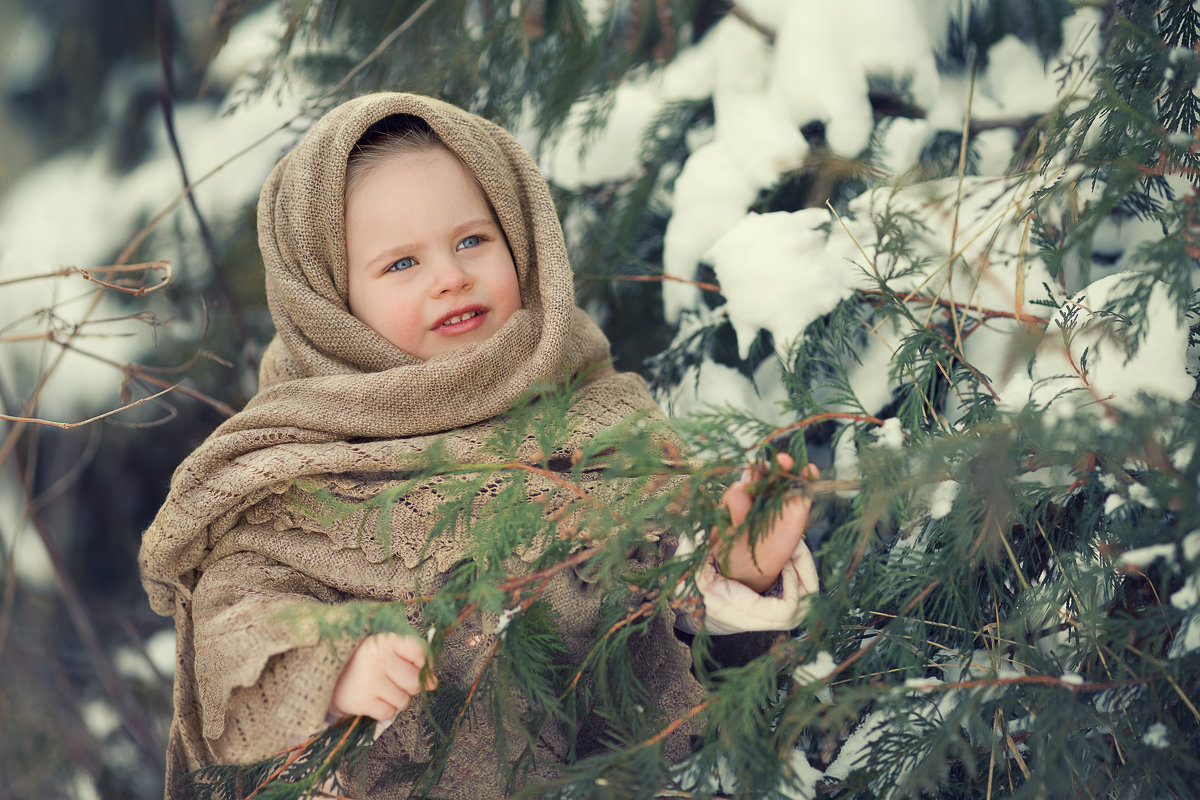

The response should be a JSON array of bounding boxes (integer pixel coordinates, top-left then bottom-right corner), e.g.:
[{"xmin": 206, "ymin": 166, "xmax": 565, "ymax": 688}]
[
  {"xmin": 857, "ymin": 288, "xmax": 1048, "ymax": 328},
  {"xmin": 323, "ymin": 0, "xmax": 438, "ymax": 97},
  {"xmin": 588, "ymin": 272, "xmax": 724, "ymax": 294},
  {"xmin": 0, "ymin": 260, "xmax": 170, "ymax": 293},
  {"xmin": 0, "ymin": 384, "xmax": 180, "ymax": 429},
  {"xmin": 154, "ymin": 0, "xmax": 252, "ymax": 355},
  {"xmin": 726, "ymin": 2, "xmax": 774, "ymax": 44}
]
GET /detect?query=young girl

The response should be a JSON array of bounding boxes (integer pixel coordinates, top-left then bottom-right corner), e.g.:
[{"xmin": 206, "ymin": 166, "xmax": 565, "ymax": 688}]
[{"xmin": 139, "ymin": 92, "xmax": 819, "ymax": 798}]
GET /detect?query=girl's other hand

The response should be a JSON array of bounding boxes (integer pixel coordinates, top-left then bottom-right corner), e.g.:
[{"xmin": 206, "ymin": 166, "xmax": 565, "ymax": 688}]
[
  {"xmin": 329, "ymin": 632, "xmax": 438, "ymax": 721},
  {"xmin": 716, "ymin": 453, "xmax": 818, "ymax": 594}
]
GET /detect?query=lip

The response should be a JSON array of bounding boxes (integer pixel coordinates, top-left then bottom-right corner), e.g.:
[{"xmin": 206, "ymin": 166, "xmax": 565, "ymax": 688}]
[{"xmin": 432, "ymin": 304, "xmax": 488, "ymax": 335}]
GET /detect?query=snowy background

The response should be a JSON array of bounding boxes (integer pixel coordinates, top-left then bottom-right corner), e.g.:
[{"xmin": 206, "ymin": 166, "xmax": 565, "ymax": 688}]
[{"xmin": 2, "ymin": 1, "xmax": 1197, "ymax": 797}]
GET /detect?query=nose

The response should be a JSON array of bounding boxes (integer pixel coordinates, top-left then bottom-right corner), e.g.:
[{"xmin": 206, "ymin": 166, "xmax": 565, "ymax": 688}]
[{"xmin": 430, "ymin": 257, "xmax": 472, "ymax": 296}]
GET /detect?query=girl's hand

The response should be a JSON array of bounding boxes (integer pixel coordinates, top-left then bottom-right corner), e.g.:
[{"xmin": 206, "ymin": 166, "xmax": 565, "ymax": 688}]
[
  {"xmin": 715, "ymin": 453, "xmax": 818, "ymax": 594},
  {"xmin": 329, "ymin": 632, "xmax": 438, "ymax": 721}
]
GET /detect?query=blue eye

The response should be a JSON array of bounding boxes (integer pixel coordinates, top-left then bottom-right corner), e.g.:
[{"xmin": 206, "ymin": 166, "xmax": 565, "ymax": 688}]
[
  {"xmin": 457, "ymin": 235, "xmax": 483, "ymax": 251},
  {"xmin": 386, "ymin": 256, "xmax": 416, "ymax": 272}
]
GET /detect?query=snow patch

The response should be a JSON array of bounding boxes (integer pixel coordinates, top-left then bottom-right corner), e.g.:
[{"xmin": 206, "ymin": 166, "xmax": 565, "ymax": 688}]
[
  {"xmin": 777, "ymin": 748, "xmax": 824, "ymax": 800},
  {"xmin": 873, "ymin": 418, "xmax": 905, "ymax": 450},
  {"xmin": 1013, "ymin": 274, "xmax": 1194, "ymax": 417},
  {"xmin": 494, "ymin": 606, "xmax": 519, "ymax": 636},
  {"xmin": 1143, "ymin": 722, "xmax": 1169, "ymax": 749},
  {"xmin": 928, "ymin": 480, "xmax": 959, "ymax": 520},
  {"xmin": 82, "ymin": 698, "xmax": 121, "ymax": 740},
  {"xmin": 1119, "ymin": 543, "xmax": 1176, "ymax": 569},
  {"xmin": 705, "ymin": 210, "xmax": 856, "ymax": 359}
]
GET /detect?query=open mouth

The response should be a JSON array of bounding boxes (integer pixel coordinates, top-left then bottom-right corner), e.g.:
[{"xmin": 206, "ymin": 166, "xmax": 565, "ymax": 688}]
[
  {"xmin": 441, "ymin": 310, "xmax": 480, "ymax": 326},
  {"xmin": 433, "ymin": 306, "xmax": 489, "ymax": 334}
]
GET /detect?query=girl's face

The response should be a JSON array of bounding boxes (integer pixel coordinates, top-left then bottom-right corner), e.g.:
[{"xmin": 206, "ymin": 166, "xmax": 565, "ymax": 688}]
[{"xmin": 344, "ymin": 148, "xmax": 521, "ymax": 360}]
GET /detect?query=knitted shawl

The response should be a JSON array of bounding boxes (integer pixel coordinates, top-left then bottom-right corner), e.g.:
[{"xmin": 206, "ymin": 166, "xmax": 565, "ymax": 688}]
[{"xmin": 139, "ymin": 93, "xmax": 703, "ymax": 798}]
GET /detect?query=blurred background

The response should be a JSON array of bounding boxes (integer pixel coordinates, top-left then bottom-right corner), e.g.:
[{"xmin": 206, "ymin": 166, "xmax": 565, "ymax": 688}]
[{"xmin": 0, "ymin": 1, "xmax": 1111, "ymax": 798}]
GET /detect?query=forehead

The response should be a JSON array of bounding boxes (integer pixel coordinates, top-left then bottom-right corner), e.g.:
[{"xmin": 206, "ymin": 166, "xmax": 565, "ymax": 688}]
[{"xmin": 347, "ymin": 148, "xmax": 491, "ymax": 211}]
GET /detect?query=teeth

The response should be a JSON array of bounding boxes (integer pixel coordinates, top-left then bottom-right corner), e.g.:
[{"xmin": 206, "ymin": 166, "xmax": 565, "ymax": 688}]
[{"xmin": 443, "ymin": 311, "xmax": 479, "ymax": 326}]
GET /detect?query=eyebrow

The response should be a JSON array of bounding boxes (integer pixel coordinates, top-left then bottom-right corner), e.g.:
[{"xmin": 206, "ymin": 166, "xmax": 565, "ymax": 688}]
[{"xmin": 362, "ymin": 217, "xmax": 503, "ymax": 272}]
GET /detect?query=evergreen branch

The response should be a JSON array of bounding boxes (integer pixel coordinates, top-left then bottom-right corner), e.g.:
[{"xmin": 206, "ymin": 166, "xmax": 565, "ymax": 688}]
[
  {"xmin": 242, "ymin": 736, "xmax": 319, "ymax": 800},
  {"xmin": 496, "ymin": 460, "xmax": 591, "ymax": 501},
  {"xmin": 566, "ymin": 601, "xmax": 656, "ymax": 691},
  {"xmin": 439, "ymin": 579, "xmax": 563, "ymax": 783},
  {"xmin": 495, "ymin": 543, "xmax": 608, "ymax": 594},
  {"xmin": 642, "ymin": 698, "xmax": 715, "ymax": 749},
  {"xmin": 1054, "ymin": 332, "xmax": 1121, "ymax": 422},
  {"xmin": 928, "ymin": 326, "xmax": 1001, "ymax": 401},
  {"xmin": 1122, "ymin": 644, "xmax": 1200, "ymax": 726}
]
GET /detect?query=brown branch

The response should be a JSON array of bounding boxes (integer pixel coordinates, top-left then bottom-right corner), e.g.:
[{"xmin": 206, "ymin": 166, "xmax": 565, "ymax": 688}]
[
  {"xmin": 643, "ymin": 697, "xmax": 715, "ymax": 748},
  {"xmin": 726, "ymin": 2, "xmax": 774, "ymax": 44},
  {"xmin": 0, "ymin": 260, "xmax": 170, "ymax": 293},
  {"xmin": 154, "ymin": 0, "xmax": 252, "ymax": 355},
  {"xmin": 567, "ymin": 601, "xmax": 656, "ymax": 691},
  {"xmin": 324, "ymin": 0, "xmax": 438, "ymax": 98},
  {"xmin": 756, "ymin": 411, "xmax": 887, "ymax": 449},
  {"xmin": 858, "ymin": 288, "xmax": 1049, "ymax": 328},
  {"xmin": 0, "ymin": 383, "xmax": 180, "ymax": 429},
  {"xmin": 50, "ymin": 340, "xmax": 238, "ymax": 418},
  {"xmin": 586, "ymin": 273, "xmax": 723, "ymax": 294}
]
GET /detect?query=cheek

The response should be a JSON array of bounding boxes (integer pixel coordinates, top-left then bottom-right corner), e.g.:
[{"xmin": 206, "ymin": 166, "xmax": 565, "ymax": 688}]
[{"xmin": 501, "ymin": 260, "xmax": 522, "ymax": 310}]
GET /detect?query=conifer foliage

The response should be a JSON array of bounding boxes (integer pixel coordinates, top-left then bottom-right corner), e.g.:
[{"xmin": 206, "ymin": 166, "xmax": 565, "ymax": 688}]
[{"xmin": 188, "ymin": 1, "xmax": 1198, "ymax": 797}]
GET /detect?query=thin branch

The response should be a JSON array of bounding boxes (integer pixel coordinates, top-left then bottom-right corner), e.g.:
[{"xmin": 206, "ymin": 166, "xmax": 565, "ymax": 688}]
[
  {"xmin": 589, "ymin": 273, "xmax": 724, "ymax": 294},
  {"xmin": 756, "ymin": 411, "xmax": 886, "ymax": 450},
  {"xmin": 0, "ymin": 383, "xmax": 180, "ymax": 429},
  {"xmin": 857, "ymin": 288, "xmax": 1049, "ymax": 328},
  {"xmin": 725, "ymin": 2, "xmax": 774, "ymax": 44},
  {"xmin": 48, "ymin": 339, "xmax": 238, "ymax": 417},
  {"xmin": 0, "ymin": 260, "xmax": 170, "ymax": 293},
  {"xmin": 115, "ymin": 0, "xmax": 440, "ymax": 267},
  {"xmin": 7, "ymin": 442, "xmax": 164, "ymax": 766},
  {"xmin": 324, "ymin": 0, "xmax": 439, "ymax": 97},
  {"xmin": 154, "ymin": 0, "xmax": 252, "ymax": 355}
]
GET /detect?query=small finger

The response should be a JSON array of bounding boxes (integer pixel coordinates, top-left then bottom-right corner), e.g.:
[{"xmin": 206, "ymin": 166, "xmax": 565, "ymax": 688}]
[
  {"xmin": 721, "ymin": 480, "xmax": 753, "ymax": 527},
  {"xmin": 386, "ymin": 657, "xmax": 426, "ymax": 698},
  {"xmin": 775, "ymin": 452, "xmax": 794, "ymax": 471},
  {"xmin": 367, "ymin": 695, "xmax": 401, "ymax": 722},
  {"xmin": 385, "ymin": 634, "xmax": 429, "ymax": 669}
]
